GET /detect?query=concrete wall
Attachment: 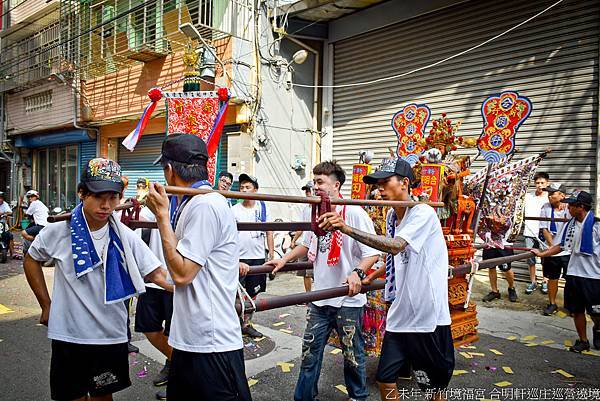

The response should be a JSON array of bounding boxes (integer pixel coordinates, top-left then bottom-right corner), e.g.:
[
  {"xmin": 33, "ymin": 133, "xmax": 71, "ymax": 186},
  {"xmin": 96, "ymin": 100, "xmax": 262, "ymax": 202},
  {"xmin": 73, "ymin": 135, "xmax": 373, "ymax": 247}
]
[
  {"xmin": 8, "ymin": 0, "xmax": 58, "ymax": 27},
  {"xmin": 236, "ymin": 9, "xmax": 318, "ymax": 220},
  {"xmin": 5, "ymin": 81, "xmax": 75, "ymax": 135}
]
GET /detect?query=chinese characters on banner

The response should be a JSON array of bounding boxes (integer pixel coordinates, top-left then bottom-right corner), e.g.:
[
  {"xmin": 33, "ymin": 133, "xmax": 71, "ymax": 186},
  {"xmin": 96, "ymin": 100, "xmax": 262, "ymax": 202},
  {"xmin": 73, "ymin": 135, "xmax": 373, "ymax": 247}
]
[
  {"xmin": 391, "ymin": 103, "xmax": 431, "ymax": 166},
  {"xmin": 351, "ymin": 164, "xmax": 372, "ymax": 199},
  {"xmin": 420, "ymin": 164, "xmax": 444, "ymax": 202},
  {"xmin": 166, "ymin": 92, "xmax": 221, "ymax": 183}
]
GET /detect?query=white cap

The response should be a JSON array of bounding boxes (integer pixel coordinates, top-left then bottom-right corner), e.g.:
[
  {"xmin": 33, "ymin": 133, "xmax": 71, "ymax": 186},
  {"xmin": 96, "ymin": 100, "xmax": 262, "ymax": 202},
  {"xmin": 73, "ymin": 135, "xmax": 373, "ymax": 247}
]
[{"xmin": 26, "ymin": 190, "xmax": 39, "ymax": 197}]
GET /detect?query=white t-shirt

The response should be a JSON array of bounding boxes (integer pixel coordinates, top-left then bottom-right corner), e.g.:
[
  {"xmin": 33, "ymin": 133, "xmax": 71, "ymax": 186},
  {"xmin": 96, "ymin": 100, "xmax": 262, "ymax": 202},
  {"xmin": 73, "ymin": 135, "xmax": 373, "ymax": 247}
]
[
  {"xmin": 386, "ymin": 204, "xmax": 451, "ymax": 333},
  {"xmin": 301, "ymin": 205, "xmax": 380, "ymax": 308},
  {"xmin": 28, "ymin": 220, "xmax": 162, "ymax": 345},
  {"xmin": 0, "ymin": 201, "xmax": 11, "ymax": 223},
  {"xmin": 136, "ymin": 207, "xmax": 168, "ymax": 290},
  {"xmin": 232, "ymin": 201, "xmax": 270, "ymax": 260},
  {"xmin": 523, "ymin": 192, "xmax": 548, "ymax": 237},
  {"xmin": 559, "ymin": 220, "xmax": 600, "ymax": 279},
  {"xmin": 26, "ymin": 199, "xmax": 49, "ymax": 226},
  {"xmin": 539, "ymin": 203, "xmax": 571, "ymax": 256},
  {"xmin": 170, "ymin": 189, "xmax": 243, "ymax": 353}
]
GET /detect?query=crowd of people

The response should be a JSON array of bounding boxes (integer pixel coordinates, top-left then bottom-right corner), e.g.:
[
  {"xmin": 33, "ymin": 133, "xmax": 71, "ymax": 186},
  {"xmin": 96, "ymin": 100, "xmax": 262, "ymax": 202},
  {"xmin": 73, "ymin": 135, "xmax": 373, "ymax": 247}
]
[{"xmin": 4, "ymin": 133, "xmax": 596, "ymax": 401}]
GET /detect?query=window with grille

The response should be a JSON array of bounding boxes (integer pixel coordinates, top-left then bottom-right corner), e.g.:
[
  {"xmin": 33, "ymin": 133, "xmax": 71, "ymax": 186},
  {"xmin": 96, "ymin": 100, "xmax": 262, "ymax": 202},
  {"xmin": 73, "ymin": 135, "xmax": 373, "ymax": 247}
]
[{"xmin": 24, "ymin": 90, "xmax": 53, "ymax": 113}]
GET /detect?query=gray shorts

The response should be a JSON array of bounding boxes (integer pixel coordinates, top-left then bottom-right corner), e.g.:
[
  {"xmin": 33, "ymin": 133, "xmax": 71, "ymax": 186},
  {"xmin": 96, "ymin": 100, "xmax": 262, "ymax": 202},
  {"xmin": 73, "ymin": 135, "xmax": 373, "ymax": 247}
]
[{"xmin": 524, "ymin": 236, "xmax": 540, "ymax": 266}]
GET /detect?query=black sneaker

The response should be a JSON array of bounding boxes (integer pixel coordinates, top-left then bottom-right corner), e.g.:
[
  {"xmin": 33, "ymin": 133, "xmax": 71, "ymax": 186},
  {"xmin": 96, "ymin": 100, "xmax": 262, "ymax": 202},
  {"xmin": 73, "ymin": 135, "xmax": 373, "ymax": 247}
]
[
  {"xmin": 543, "ymin": 304, "xmax": 558, "ymax": 316},
  {"xmin": 482, "ymin": 291, "xmax": 501, "ymax": 302},
  {"xmin": 156, "ymin": 387, "xmax": 167, "ymax": 400},
  {"xmin": 127, "ymin": 342, "xmax": 139, "ymax": 354},
  {"xmin": 593, "ymin": 323, "xmax": 600, "ymax": 350},
  {"xmin": 242, "ymin": 324, "xmax": 264, "ymax": 338},
  {"xmin": 508, "ymin": 287, "xmax": 518, "ymax": 302},
  {"xmin": 153, "ymin": 360, "xmax": 170, "ymax": 387},
  {"xmin": 569, "ymin": 339, "xmax": 590, "ymax": 353}
]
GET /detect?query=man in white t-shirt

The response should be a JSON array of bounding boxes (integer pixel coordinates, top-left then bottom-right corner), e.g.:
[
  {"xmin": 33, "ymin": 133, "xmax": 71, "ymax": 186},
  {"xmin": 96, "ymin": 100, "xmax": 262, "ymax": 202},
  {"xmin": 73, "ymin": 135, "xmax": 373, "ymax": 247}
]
[
  {"xmin": 319, "ymin": 158, "xmax": 454, "ymax": 401},
  {"xmin": 533, "ymin": 190, "xmax": 600, "ymax": 353},
  {"xmin": 539, "ymin": 183, "xmax": 571, "ymax": 316},
  {"xmin": 21, "ymin": 189, "xmax": 49, "ymax": 244},
  {"xmin": 146, "ymin": 134, "xmax": 251, "ymax": 401},
  {"xmin": 135, "ymin": 206, "xmax": 174, "ymax": 400},
  {"xmin": 268, "ymin": 160, "xmax": 379, "ymax": 401},
  {"xmin": 233, "ymin": 173, "xmax": 274, "ymax": 338},
  {"xmin": 23, "ymin": 158, "xmax": 169, "ymax": 401},
  {"xmin": 523, "ymin": 172, "xmax": 549, "ymax": 294},
  {"xmin": 291, "ymin": 181, "xmax": 314, "ymax": 293}
]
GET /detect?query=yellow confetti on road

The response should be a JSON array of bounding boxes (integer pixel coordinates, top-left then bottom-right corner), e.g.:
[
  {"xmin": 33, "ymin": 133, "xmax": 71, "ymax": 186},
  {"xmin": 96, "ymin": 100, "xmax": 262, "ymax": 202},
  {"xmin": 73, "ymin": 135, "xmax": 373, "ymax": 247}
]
[
  {"xmin": 525, "ymin": 343, "xmax": 539, "ymax": 347},
  {"xmin": 248, "ymin": 379, "xmax": 258, "ymax": 387},
  {"xmin": 335, "ymin": 384, "xmax": 348, "ymax": 395},
  {"xmin": 254, "ymin": 337, "xmax": 266, "ymax": 342},
  {"xmin": 564, "ymin": 340, "xmax": 573, "ymax": 347},
  {"xmin": 540, "ymin": 340, "xmax": 555, "ymax": 345},
  {"xmin": 330, "ymin": 348, "xmax": 342, "ymax": 355},
  {"xmin": 276, "ymin": 362, "xmax": 294, "ymax": 373},
  {"xmin": 0, "ymin": 304, "xmax": 14, "ymax": 315},
  {"xmin": 582, "ymin": 350, "xmax": 599, "ymax": 357},
  {"xmin": 272, "ymin": 322, "xmax": 285, "ymax": 327},
  {"xmin": 453, "ymin": 370, "xmax": 468, "ymax": 376},
  {"xmin": 494, "ymin": 381, "xmax": 512, "ymax": 387},
  {"xmin": 469, "ymin": 352, "xmax": 485, "ymax": 357},
  {"xmin": 461, "ymin": 345, "xmax": 477, "ymax": 349},
  {"xmin": 279, "ymin": 329, "xmax": 293, "ymax": 334},
  {"xmin": 489, "ymin": 349, "xmax": 503, "ymax": 355},
  {"xmin": 506, "ymin": 336, "xmax": 517, "ymax": 341},
  {"xmin": 459, "ymin": 352, "xmax": 473, "ymax": 359},
  {"xmin": 278, "ymin": 313, "xmax": 291, "ymax": 318},
  {"xmin": 556, "ymin": 311, "xmax": 567, "ymax": 318},
  {"xmin": 522, "ymin": 335, "xmax": 537, "ymax": 341},
  {"xmin": 502, "ymin": 367, "xmax": 514, "ymax": 374},
  {"xmin": 553, "ymin": 369, "xmax": 574, "ymax": 378}
]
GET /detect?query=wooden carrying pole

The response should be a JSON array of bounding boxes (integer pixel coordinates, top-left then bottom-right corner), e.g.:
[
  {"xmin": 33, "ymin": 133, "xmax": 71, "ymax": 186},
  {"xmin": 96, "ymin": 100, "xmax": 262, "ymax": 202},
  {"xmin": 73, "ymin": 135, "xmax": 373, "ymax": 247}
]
[
  {"xmin": 241, "ymin": 251, "xmax": 537, "ymax": 312},
  {"xmin": 47, "ymin": 187, "xmax": 443, "ymax": 224}
]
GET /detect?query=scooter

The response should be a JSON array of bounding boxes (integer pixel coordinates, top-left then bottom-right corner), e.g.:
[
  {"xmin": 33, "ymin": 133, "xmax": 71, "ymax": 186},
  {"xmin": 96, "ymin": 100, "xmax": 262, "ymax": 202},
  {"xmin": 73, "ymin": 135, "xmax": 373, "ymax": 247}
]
[{"xmin": 0, "ymin": 220, "xmax": 10, "ymax": 263}]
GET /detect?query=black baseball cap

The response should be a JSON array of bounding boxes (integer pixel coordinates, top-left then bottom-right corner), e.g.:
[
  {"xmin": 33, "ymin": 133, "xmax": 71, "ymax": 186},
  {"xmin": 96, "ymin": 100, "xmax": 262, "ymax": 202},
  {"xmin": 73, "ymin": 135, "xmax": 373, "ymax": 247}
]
[
  {"xmin": 239, "ymin": 173, "xmax": 259, "ymax": 189},
  {"xmin": 543, "ymin": 182, "xmax": 567, "ymax": 194},
  {"xmin": 301, "ymin": 181, "xmax": 314, "ymax": 191},
  {"xmin": 363, "ymin": 158, "xmax": 415, "ymax": 185},
  {"xmin": 153, "ymin": 133, "xmax": 209, "ymax": 166},
  {"xmin": 80, "ymin": 158, "xmax": 125, "ymax": 194},
  {"xmin": 561, "ymin": 190, "xmax": 593, "ymax": 207}
]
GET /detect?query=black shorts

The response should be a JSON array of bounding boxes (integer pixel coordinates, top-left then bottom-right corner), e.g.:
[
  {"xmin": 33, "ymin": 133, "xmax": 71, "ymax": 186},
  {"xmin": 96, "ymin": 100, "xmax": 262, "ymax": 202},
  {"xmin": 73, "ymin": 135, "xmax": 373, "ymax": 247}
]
[
  {"xmin": 239, "ymin": 258, "xmax": 266, "ymax": 298},
  {"xmin": 376, "ymin": 325, "xmax": 455, "ymax": 391},
  {"xmin": 542, "ymin": 255, "xmax": 570, "ymax": 280},
  {"xmin": 50, "ymin": 340, "xmax": 130, "ymax": 401},
  {"xmin": 482, "ymin": 248, "xmax": 514, "ymax": 272},
  {"xmin": 167, "ymin": 348, "xmax": 252, "ymax": 401},
  {"xmin": 135, "ymin": 287, "xmax": 174, "ymax": 336},
  {"xmin": 1, "ymin": 231, "xmax": 13, "ymax": 242},
  {"xmin": 25, "ymin": 224, "xmax": 45, "ymax": 237},
  {"xmin": 564, "ymin": 275, "xmax": 600, "ymax": 316}
]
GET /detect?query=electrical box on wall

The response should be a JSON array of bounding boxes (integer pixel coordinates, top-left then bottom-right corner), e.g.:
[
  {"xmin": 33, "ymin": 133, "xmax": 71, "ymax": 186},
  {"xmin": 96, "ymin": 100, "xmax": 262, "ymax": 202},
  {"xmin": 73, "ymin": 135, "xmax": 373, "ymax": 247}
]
[{"xmin": 226, "ymin": 131, "xmax": 254, "ymax": 177}]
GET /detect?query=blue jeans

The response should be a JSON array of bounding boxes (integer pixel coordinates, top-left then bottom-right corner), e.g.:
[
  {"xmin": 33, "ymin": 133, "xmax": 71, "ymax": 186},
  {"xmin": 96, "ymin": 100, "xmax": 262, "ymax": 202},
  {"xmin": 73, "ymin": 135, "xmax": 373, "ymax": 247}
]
[{"xmin": 294, "ymin": 304, "xmax": 368, "ymax": 401}]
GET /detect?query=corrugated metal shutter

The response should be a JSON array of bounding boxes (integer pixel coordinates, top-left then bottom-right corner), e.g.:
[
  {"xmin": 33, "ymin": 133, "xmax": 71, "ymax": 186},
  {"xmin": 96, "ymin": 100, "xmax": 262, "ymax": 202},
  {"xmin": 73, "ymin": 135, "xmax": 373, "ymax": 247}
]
[
  {"xmin": 332, "ymin": 0, "xmax": 598, "ymax": 197},
  {"xmin": 118, "ymin": 134, "xmax": 166, "ymax": 198},
  {"xmin": 78, "ymin": 141, "xmax": 97, "ymax": 181}
]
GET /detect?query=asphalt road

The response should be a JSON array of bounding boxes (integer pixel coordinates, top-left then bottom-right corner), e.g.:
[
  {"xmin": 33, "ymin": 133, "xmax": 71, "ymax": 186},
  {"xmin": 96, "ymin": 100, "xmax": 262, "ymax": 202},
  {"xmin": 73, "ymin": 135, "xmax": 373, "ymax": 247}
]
[{"xmin": 1, "ymin": 257, "xmax": 599, "ymax": 401}]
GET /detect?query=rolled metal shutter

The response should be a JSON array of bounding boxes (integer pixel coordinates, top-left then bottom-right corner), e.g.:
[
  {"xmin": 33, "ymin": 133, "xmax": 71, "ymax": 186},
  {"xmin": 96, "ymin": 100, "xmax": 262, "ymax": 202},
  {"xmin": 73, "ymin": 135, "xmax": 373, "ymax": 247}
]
[
  {"xmin": 333, "ymin": 0, "xmax": 598, "ymax": 196},
  {"xmin": 79, "ymin": 141, "xmax": 97, "ymax": 178},
  {"xmin": 118, "ymin": 134, "xmax": 166, "ymax": 199}
]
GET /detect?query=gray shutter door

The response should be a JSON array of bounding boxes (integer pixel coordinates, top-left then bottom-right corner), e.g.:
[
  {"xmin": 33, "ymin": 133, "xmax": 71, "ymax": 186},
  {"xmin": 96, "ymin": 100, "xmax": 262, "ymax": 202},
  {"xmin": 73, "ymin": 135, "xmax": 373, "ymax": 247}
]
[
  {"xmin": 79, "ymin": 141, "xmax": 97, "ymax": 180},
  {"xmin": 118, "ymin": 133, "xmax": 166, "ymax": 199},
  {"xmin": 332, "ymin": 0, "xmax": 598, "ymax": 197}
]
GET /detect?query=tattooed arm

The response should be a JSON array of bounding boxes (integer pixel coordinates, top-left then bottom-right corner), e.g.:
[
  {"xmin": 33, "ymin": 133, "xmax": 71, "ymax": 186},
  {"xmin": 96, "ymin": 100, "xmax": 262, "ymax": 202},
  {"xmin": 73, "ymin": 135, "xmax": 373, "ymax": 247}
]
[{"xmin": 318, "ymin": 211, "xmax": 407, "ymax": 255}]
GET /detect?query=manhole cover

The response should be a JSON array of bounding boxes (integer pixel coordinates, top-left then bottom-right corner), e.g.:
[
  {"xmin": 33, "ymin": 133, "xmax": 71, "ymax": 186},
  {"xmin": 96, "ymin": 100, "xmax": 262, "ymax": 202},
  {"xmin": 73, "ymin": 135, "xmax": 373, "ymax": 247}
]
[{"xmin": 243, "ymin": 335, "xmax": 276, "ymax": 360}]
